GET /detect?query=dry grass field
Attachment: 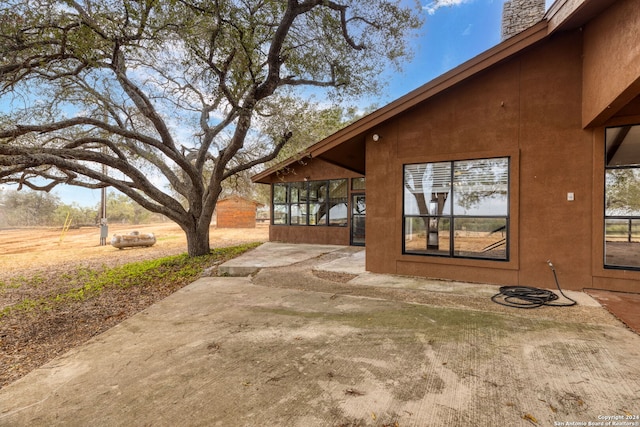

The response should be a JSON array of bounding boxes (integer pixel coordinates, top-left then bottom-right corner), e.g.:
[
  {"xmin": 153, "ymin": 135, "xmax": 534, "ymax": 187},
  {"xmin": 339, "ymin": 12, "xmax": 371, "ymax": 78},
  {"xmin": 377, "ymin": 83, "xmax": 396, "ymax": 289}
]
[
  {"xmin": 0, "ymin": 222, "xmax": 269, "ymax": 388},
  {"xmin": 0, "ymin": 222, "xmax": 269, "ymax": 281}
]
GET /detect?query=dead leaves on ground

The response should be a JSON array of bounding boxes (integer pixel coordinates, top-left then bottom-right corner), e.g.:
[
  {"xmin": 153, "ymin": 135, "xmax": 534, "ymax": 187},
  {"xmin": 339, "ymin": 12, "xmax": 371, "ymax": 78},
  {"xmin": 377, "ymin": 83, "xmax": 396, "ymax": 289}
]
[{"xmin": 344, "ymin": 388, "xmax": 365, "ymax": 396}]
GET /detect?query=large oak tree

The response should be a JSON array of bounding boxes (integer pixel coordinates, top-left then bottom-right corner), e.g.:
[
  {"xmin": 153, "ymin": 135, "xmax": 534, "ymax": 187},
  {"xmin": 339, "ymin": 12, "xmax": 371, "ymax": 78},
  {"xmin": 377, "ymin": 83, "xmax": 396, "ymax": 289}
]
[{"xmin": 0, "ymin": 0, "xmax": 422, "ymax": 256}]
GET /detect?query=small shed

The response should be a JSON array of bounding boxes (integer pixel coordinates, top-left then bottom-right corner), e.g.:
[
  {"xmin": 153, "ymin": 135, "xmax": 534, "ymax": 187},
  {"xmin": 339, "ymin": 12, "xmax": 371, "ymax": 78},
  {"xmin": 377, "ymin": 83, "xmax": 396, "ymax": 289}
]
[{"xmin": 215, "ymin": 196, "xmax": 262, "ymax": 228}]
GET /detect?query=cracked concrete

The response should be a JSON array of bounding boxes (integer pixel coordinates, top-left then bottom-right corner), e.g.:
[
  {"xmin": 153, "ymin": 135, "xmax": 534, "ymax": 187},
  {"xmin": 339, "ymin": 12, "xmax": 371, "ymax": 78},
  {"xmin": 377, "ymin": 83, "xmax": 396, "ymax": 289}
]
[{"xmin": 1, "ymin": 243, "xmax": 639, "ymax": 426}]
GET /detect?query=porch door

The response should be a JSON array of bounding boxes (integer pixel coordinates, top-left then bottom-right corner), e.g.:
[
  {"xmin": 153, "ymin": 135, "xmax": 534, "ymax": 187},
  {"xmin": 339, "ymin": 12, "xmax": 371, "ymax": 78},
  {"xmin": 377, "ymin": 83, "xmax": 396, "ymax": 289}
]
[{"xmin": 351, "ymin": 194, "xmax": 366, "ymax": 246}]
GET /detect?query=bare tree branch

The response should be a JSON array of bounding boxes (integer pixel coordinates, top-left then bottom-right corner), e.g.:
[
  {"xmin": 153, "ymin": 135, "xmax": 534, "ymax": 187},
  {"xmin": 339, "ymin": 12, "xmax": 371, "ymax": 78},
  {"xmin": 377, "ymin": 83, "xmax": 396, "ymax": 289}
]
[{"xmin": 0, "ymin": 0, "xmax": 422, "ymax": 255}]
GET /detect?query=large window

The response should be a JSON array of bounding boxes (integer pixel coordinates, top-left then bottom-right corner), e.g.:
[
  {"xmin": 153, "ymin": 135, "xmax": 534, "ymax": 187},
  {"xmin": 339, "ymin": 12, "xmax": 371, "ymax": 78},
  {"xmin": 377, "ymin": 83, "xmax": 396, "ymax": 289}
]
[
  {"xmin": 605, "ymin": 124, "xmax": 640, "ymax": 269},
  {"xmin": 272, "ymin": 179, "xmax": 348, "ymax": 226},
  {"xmin": 403, "ymin": 157, "xmax": 509, "ymax": 260}
]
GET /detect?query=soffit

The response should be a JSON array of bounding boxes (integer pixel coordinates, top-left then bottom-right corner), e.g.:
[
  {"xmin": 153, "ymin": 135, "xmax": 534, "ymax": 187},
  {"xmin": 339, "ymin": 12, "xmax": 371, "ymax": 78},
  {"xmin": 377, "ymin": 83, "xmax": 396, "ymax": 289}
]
[
  {"xmin": 606, "ymin": 125, "xmax": 640, "ymax": 167},
  {"xmin": 546, "ymin": 0, "xmax": 618, "ymax": 33},
  {"xmin": 612, "ymin": 95, "xmax": 640, "ymax": 121},
  {"xmin": 314, "ymin": 135, "xmax": 366, "ymax": 175}
]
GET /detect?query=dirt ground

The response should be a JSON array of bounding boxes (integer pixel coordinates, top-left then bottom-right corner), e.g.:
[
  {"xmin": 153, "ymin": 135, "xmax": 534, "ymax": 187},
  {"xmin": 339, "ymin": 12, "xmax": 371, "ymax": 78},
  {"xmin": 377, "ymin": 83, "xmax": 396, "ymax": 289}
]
[
  {"xmin": 0, "ymin": 222, "xmax": 269, "ymax": 282},
  {"xmin": 0, "ymin": 223, "xmax": 269, "ymax": 388}
]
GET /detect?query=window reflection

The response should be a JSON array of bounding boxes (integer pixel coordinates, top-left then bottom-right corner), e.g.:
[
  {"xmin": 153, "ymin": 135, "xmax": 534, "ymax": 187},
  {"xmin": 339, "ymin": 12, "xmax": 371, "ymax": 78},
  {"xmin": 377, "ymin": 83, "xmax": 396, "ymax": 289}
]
[
  {"xmin": 272, "ymin": 179, "xmax": 348, "ymax": 227},
  {"xmin": 605, "ymin": 124, "xmax": 640, "ymax": 269},
  {"xmin": 403, "ymin": 157, "xmax": 509, "ymax": 260}
]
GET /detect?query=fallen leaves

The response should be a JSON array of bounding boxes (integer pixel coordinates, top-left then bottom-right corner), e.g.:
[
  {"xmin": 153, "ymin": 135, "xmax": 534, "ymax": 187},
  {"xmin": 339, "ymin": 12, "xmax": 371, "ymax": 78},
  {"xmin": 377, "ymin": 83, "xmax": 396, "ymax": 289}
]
[
  {"xmin": 344, "ymin": 388, "xmax": 365, "ymax": 396},
  {"xmin": 522, "ymin": 413, "xmax": 538, "ymax": 425}
]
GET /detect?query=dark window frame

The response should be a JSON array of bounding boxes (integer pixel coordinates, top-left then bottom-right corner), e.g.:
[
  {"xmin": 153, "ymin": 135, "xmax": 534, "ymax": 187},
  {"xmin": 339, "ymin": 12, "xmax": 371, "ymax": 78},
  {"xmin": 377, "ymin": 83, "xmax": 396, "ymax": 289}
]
[
  {"xmin": 271, "ymin": 179, "xmax": 348, "ymax": 227},
  {"xmin": 272, "ymin": 183, "xmax": 289, "ymax": 225},
  {"xmin": 402, "ymin": 157, "xmax": 510, "ymax": 261},
  {"xmin": 351, "ymin": 177, "xmax": 366, "ymax": 191},
  {"xmin": 604, "ymin": 123, "xmax": 640, "ymax": 271}
]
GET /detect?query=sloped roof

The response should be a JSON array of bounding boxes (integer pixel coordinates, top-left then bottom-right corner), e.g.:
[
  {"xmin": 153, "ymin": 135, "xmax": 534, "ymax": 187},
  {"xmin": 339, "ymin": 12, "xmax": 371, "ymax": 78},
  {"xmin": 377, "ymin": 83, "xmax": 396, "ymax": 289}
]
[
  {"xmin": 252, "ymin": 0, "xmax": 612, "ymax": 184},
  {"xmin": 217, "ymin": 195, "xmax": 263, "ymax": 207}
]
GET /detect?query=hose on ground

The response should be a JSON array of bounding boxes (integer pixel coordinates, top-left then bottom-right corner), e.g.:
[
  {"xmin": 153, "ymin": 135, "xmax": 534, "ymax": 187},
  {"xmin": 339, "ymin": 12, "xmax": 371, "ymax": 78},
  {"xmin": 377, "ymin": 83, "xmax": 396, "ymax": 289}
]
[{"xmin": 491, "ymin": 261, "xmax": 577, "ymax": 309}]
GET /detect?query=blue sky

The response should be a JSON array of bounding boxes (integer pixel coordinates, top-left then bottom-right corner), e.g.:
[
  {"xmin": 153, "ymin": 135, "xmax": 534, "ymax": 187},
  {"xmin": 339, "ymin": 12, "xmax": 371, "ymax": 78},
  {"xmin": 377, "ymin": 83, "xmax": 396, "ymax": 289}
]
[
  {"xmin": 383, "ymin": 0, "xmax": 506, "ymax": 103},
  {"xmin": 383, "ymin": 0, "xmax": 555, "ymax": 102},
  {"xmin": 4, "ymin": 0, "xmax": 555, "ymax": 208}
]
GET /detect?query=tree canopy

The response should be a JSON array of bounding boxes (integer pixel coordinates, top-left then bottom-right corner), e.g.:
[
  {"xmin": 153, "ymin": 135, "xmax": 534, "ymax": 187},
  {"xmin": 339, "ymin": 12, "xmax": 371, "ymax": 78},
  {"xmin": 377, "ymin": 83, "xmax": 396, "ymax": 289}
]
[
  {"xmin": 0, "ymin": 0, "xmax": 422, "ymax": 256},
  {"xmin": 0, "ymin": 188, "xmax": 150, "ymax": 227}
]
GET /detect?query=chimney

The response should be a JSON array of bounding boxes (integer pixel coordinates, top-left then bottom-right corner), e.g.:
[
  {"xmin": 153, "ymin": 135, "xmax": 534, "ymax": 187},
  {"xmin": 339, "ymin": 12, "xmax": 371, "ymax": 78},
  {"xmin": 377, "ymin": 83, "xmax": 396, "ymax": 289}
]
[{"xmin": 501, "ymin": 0, "xmax": 545, "ymax": 41}]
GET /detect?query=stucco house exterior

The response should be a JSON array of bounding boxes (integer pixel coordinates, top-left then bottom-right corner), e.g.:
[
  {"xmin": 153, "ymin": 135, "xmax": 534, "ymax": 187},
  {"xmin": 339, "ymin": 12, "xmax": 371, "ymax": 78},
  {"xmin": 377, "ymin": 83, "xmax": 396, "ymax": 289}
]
[{"xmin": 252, "ymin": 0, "xmax": 640, "ymax": 293}]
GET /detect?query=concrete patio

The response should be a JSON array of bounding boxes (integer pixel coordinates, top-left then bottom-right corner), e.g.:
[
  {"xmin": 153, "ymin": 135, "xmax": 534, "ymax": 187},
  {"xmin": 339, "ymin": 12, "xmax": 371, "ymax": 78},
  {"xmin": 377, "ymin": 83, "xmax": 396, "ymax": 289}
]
[{"xmin": 1, "ymin": 243, "xmax": 638, "ymax": 426}]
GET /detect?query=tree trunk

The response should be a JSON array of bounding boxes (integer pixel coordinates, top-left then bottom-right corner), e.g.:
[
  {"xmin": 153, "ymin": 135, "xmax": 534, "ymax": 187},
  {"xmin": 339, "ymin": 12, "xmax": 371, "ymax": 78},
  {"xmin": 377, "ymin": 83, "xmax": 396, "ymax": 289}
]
[{"xmin": 184, "ymin": 221, "xmax": 211, "ymax": 257}]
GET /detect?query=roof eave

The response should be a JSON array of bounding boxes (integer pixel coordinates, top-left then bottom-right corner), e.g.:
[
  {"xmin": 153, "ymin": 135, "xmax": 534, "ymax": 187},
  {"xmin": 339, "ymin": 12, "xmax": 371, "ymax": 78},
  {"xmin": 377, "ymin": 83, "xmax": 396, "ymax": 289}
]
[
  {"xmin": 251, "ymin": 20, "xmax": 550, "ymax": 184},
  {"xmin": 252, "ymin": 151, "xmax": 313, "ymax": 183},
  {"xmin": 545, "ymin": 0, "xmax": 618, "ymax": 34}
]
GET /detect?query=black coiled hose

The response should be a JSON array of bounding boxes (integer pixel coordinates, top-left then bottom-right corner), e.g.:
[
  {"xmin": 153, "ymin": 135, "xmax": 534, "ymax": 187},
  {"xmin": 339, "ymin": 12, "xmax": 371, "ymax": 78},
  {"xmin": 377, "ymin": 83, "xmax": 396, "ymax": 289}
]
[{"xmin": 491, "ymin": 261, "xmax": 577, "ymax": 309}]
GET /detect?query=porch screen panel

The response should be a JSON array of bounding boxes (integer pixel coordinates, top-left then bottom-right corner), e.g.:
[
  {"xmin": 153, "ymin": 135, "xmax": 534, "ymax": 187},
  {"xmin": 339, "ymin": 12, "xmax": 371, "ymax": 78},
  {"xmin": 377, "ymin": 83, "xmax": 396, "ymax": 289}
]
[
  {"xmin": 308, "ymin": 181, "xmax": 327, "ymax": 225},
  {"xmin": 271, "ymin": 179, "xmax": 348, "ymax": 227},
  {"xmin": 605, "ymin": 124, "xmax": 640, "ymax": 269},
  {"xmin": 328, "ymin": 179, "xmax": 348, "ymax": 226},
  {"xmin": 272, "ymin": 183, "xmax": 288, "ymax": 225},
  {"xmin": 289, "ymin": 182, "xmax": 307, "ymax": 225}
]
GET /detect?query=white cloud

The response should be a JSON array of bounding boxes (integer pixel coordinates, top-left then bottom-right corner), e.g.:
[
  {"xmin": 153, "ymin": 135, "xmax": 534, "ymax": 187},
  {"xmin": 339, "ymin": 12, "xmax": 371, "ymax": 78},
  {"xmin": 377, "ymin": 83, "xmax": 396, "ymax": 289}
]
[{"xmin": 423, "ymin": 0, "xmax": 472, "ymax": 15}]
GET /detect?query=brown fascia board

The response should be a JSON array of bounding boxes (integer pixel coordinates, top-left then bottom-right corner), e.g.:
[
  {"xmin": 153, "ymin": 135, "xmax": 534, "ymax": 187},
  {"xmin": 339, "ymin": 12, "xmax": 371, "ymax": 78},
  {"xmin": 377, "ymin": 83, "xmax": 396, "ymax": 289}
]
[
  {"xmin": 251, "ymin": 20, "xmax": 550, "ymax": 184},
  {"xmin": 546, "ymin": 0, "xmax": 617, "ymax": 34}
]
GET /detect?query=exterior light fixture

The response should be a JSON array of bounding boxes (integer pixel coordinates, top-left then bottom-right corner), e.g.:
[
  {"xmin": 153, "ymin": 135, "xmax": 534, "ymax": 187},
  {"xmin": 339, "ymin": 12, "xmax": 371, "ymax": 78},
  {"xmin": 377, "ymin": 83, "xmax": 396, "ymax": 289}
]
[{"xmin": 372, "ymin": 134, "xmax": 380, "ymax": 142}]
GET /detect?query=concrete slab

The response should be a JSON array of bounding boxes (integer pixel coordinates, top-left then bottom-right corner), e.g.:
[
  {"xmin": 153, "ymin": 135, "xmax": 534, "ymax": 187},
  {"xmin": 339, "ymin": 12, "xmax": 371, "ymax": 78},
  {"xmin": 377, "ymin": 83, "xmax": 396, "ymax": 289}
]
[
  {"xmin": 350, "ymin": 271, "xmax": 500, "ymax": 297},
  {"xmin": 312, "ymin": 247, "xmax": 599, "ymax": 307},
  {"xmin": 218, "ymin": 242, "xmax": 344, "ymax": 276},
  {"xmin": 314, "ymin": 248, "xmax": 366, "ymax": 275},
  {"xmin": 349, "ymin": 272, "xmax": 601, "ymax": 307},
  {"xmin": 1, "ymin": 243, "xmax": 639, "ymax": 426},
  {"xmin": 1, "ymin": 276, "xmax": 639, "ymax": 426}
]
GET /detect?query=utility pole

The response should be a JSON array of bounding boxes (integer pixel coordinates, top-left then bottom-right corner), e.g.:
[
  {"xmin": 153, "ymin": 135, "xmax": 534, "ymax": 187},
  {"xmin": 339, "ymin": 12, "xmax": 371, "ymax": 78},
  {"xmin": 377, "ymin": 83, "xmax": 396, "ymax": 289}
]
[
  {"xmin": 100, "ymin": 186, "xmax": 108, "ymax": 245},
  {"xmin": 99, "ymin": 154, "xmax": 108, "ymax": 245}
]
